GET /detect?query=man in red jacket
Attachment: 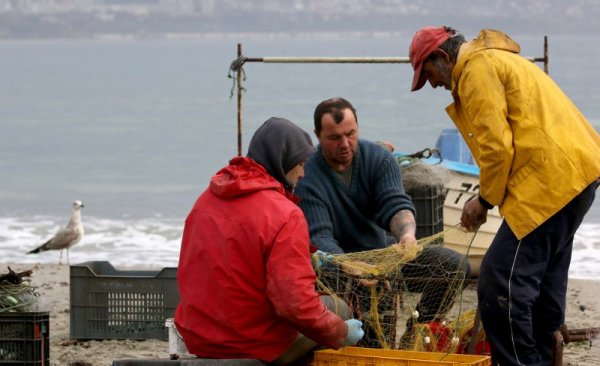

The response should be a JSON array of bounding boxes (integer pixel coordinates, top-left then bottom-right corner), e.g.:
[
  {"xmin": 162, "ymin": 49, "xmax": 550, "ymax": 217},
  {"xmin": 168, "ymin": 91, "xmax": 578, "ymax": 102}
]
[{"xmin": 175, "ymin": 117, "xmax": 364, "ymax": 365}]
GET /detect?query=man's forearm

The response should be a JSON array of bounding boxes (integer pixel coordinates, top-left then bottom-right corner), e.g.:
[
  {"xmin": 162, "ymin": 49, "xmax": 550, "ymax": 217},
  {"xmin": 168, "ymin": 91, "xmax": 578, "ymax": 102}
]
[{"xmin": 389, "ymin": 209, "xmax": 417, "ymax": 242}]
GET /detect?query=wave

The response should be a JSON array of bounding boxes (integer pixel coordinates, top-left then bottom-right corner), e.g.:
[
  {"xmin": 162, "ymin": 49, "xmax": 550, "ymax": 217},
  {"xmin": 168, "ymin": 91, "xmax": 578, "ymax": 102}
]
[{"xmin": 1, "ymin": 216, "xmax": 598, "ymax": 279}]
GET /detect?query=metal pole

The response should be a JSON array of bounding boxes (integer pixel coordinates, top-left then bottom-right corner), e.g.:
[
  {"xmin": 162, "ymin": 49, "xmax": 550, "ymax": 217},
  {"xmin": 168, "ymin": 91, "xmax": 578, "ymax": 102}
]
[
  {"xmin": 237, "ymin": 43, "xmax": 243, "ymax": 156},
  {"xmin": 544, "ymin": 35, "xmax": 549, "ymax": 74},
  {"xmin": 243, "ymin": 55, "xmax": 542, "ymax": 64},
  {"xmin": 245, "ymin": 56, "xmax": 411, "ymax": 64}
]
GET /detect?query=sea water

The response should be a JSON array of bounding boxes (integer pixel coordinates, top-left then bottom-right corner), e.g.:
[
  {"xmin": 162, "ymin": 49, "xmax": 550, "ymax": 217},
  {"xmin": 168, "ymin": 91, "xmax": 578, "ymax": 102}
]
[{"xmin": 0, "ymin": 34, "xmax": 598, "ymax": 278}]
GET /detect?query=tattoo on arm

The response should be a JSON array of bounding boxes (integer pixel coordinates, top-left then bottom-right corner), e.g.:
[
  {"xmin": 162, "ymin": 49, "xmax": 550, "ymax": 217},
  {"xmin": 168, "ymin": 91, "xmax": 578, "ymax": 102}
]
[{"xmin": 389, "ymin": 210, "xmax": 416, "ymax": 241}]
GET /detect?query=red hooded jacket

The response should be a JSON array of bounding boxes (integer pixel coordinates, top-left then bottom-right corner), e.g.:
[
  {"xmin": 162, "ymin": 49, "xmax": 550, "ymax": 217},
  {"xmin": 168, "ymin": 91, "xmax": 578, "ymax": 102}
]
[{"xmin": 175, "ymin": 157, "xmax": 347, "ymax": 361}]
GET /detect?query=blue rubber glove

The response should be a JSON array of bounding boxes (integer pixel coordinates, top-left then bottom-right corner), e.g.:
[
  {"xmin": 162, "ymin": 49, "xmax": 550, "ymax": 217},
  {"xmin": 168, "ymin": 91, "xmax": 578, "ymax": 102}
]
[
  {"xmin": 313, "ymin": 250, "xmax": 334, "ymax": 270},
  {"xmin": 343, "ymin": 319, "xmax": 364, "ymax": 346}
]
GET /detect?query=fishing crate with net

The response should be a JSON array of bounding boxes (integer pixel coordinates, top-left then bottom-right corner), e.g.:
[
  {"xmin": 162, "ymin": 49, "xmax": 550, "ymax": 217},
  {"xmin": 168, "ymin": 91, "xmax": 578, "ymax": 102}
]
[
  {"xmin": 400, "ymin": 155, "xmax": 447, "ymax": 243},
  {"xmin": 0, "ymin": 267, "xmax": 49, "ymax": 366}
]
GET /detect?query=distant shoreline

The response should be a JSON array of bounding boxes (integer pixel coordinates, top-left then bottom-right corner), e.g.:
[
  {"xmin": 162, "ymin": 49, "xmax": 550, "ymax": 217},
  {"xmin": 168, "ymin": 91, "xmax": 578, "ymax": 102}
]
[
  {"xmin": 0, "ymin": 30, "xmax": 412, "ymax": 42},
  {"xmin": 0, "ymin": 30, "xmax": 591, "ymax": 44},
  {"xmin": 0, "ymin": 29, "xmax": 573, "ymax": 42}
]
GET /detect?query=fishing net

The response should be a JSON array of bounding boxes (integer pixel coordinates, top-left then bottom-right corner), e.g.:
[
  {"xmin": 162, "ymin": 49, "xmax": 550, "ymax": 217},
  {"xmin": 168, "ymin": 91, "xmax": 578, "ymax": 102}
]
[
  {"xmin": 313, "ymin": 227, "xmax": 484, "ymax": 353},
  {"xmin": 399, "ymin": 156, "xmax": 451, "ymax": 193},
  {"xmin": 312, "ymin": 155, "xmax": 488, "ymax": 354},
  {"xmin": 0, "ymin": 267, "xmax": 40, "ymax": 313}
]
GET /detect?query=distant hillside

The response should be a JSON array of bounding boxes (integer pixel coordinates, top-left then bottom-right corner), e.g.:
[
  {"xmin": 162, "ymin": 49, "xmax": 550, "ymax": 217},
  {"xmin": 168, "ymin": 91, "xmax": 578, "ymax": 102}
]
[{"xmin": 0, "ymin": 0, "xmax": 597, "ymax": 39}]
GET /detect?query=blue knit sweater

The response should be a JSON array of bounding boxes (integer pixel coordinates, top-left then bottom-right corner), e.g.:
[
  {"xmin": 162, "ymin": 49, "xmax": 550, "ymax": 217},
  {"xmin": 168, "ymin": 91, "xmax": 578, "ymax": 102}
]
[{"xmin": 295, "ymin": 139, "xmax": 415, "ymax": 254}]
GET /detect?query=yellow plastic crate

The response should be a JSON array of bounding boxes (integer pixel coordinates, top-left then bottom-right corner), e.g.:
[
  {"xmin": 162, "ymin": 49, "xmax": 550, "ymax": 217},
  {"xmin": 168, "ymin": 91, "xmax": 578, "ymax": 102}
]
[{"xmin": 314, "ymin": 347, "xmax": 491, "ymax": 366}]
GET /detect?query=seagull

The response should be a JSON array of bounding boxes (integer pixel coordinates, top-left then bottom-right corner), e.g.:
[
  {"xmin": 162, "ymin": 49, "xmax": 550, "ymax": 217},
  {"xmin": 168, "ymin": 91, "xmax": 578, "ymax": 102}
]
[{"xmin": 27, "ymin": 200, "xmax": 85, "ymax": 265}]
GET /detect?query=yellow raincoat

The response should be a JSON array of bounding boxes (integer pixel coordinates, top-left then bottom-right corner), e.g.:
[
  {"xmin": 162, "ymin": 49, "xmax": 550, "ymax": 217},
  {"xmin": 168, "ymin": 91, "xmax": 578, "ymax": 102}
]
[{"xmin": 446, "ymin": 29, "xmax": 600, "ymax": 239}]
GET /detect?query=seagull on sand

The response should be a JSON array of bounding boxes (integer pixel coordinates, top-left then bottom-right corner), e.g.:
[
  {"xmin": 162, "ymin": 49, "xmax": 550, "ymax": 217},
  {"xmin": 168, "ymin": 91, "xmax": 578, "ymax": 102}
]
[{"xmin": 27, "ymin": 200, "xmax": 85, "ymax": 265}]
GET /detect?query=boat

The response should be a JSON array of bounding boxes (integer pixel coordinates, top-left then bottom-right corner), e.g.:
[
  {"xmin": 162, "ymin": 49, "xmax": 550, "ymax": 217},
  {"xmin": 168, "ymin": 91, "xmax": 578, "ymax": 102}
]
[{"xmin": 396, "ymin": 128, "xmax": 502, "ymax": 276}]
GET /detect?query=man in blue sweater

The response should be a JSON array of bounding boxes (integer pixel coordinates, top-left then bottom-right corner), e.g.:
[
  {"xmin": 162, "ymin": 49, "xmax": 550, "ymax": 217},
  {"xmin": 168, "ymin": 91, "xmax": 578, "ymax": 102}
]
[{"xmin": 295, "ymin": 97, "xmax": 470, "ymax": 347}]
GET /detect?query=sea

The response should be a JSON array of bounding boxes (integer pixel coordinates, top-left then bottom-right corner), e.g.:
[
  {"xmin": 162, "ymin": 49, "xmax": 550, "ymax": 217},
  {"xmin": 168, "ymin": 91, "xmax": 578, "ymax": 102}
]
[{"xmin": 0, "ymin": 32, "xmax": 599, "ymax": 279}]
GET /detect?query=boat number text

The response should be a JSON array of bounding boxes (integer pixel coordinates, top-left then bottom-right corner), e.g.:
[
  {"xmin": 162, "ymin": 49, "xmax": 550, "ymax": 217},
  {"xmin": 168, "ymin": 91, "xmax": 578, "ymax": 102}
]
[{"xmin": 447, "ymin": 182, "xmax": 480, "ymax": 205}]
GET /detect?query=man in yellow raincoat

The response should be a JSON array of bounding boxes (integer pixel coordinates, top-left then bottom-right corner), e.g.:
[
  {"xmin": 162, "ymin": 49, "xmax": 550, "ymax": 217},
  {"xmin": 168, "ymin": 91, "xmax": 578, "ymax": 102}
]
[{"xmin": 409, "ymin": 26, "xmax": 600, "ymax": 365}]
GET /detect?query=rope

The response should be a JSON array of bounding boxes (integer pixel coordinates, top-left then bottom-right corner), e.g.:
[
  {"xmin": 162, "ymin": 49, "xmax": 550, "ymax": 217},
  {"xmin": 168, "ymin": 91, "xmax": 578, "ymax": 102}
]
[
  {"xmin": 227, "ymin": 55, "xmax": 247, "ymax": 99},
  {"xmin": 446, "ymin": 224, "xmax": 478, "ymax": 349},
  {"xmin": 369, "ymin": 285, "xmax": 390, "ymax": 349},
  {"xmin": 398, "ymin": 148, "xmax": 443, "ymax": 168},
  {"xmin": 0, "ymin": 280, "xmax": 40, "ymax": 312}
]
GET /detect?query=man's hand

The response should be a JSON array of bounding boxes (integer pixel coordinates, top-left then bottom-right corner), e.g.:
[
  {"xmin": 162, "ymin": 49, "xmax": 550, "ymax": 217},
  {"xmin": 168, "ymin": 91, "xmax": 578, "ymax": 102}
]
[
  {"xmin": 375, "ymin": 140, "xmax": 395, "ymax": 152},
  {"xmin": 398, "ymin": 233, "xmax": 417, "ymax": 246},
  {"xmin": 391, "ymin": 235, "xmax": 422, "ymax": 262},
  {"xmin": 312, "ymin": 250, "xmax": 333, "ymax": 270},
  {"xmin": 460, "ymin": 197, "xmax": 488, "ymax": 231},
  {"xmin": 343, "ymin": 319, "xmax": 365, "ymax": 346}
]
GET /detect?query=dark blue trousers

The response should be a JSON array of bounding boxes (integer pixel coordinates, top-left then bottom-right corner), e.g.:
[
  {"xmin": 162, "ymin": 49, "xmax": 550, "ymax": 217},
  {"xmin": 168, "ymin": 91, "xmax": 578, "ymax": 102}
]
[{"xmin": 477, "ymin": 181, "xmax": 597, "ymax": 366}]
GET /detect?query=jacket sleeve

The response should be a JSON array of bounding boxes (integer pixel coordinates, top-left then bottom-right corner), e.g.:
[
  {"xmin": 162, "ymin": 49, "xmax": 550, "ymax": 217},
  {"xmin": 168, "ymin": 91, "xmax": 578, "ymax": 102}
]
[
  {"xmin": 370, "ymin": 149, "xmax": 416, "ymax": 229},
  {"xmin": 265, "ymin": 210, "xmax": 347, "ymax": 349},
  {"xmin": 296, "ymin": 177, "xmax": 345, "ymax": 254},
  {"xmin": 458, "ymin": 53, "xmax": 514, "ymax": 206}
]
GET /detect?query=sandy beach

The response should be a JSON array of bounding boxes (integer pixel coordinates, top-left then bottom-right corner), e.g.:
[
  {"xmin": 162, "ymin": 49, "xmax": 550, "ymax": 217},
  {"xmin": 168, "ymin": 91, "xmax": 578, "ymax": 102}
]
[{"xmin": 2, "ymin": 262, "xmax": 600, "ymax": 366}]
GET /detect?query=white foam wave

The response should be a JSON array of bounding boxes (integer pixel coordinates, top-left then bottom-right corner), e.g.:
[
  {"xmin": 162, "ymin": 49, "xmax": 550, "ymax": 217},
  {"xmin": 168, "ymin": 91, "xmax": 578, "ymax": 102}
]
[
  {"xmin": 570, "ymin": 223, "xmax": 600, "ymax": 280},
  {"xmin": 1, "ymin": 217, "xmax": 599, "ymax": 278},
  {"xmin": 0, "ymin": 216, "xmax": 183, "ymax": 268}
]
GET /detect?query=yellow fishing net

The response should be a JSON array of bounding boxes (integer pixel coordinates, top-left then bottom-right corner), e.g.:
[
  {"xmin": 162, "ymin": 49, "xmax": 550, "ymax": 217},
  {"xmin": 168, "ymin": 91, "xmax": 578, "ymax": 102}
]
[{"xmin": 313, "ymin": 226, "xmax": 485, "ymax": 353}]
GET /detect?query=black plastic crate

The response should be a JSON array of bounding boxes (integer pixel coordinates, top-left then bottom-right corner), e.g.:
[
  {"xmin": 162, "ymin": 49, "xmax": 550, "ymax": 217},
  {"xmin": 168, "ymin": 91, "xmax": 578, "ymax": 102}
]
[
  {"xmin": 70, "ymin": 261, "xmax": 178, "ymax": 341},
  {"xmin": 406, "ymin": 184, "xmax": 445, "ymax": 240},
  {"xmin": 0, "ymin": 311, "xmax": 49, "ymax": 366}
]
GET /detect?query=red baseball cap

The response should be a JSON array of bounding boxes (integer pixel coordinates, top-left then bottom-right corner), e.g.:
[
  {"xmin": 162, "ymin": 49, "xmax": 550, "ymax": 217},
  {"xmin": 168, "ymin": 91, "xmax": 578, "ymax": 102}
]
[{"xmin": 409, "ymin": 26, "xmax": 453, "ymax": 91}]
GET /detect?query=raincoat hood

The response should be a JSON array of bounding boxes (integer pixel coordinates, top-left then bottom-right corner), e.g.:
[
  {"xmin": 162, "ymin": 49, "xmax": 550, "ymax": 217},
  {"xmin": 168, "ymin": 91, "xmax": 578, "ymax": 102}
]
[
  {"xmin": 452, "ymin": 29, "xmax": 520, "ymax": 93},
  {"xmin": 209, "ymin": 156, "xmax": 284, "ymax": 199},
  {"xmin": 246, "ymin": 117, "xmax": 316, "ymax": 191}
]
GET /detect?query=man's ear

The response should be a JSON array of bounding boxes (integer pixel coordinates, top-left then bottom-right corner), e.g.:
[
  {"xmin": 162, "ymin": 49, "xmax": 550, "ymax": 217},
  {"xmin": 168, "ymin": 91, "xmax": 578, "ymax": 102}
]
[{"xmin": 431, "ymin": 48, "xmax": 451, "ymax": 62}]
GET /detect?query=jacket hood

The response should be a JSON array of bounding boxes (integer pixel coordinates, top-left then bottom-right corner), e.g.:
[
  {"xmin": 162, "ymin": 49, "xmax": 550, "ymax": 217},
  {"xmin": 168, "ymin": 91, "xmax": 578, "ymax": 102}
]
[
  {"xmin": 210, "ymin": 157, "xmax": 284, "ymax": 198},
  {"xmin": 453, "ymin": 29, "xmax": 521, "ymax": 91},
  {"xmin": 246, "ymin": 117, "xmax": 316, "ymax": 191},
  {"xmin": 468, "ymin": 29, "xmax": 520, "ymax": 54}
]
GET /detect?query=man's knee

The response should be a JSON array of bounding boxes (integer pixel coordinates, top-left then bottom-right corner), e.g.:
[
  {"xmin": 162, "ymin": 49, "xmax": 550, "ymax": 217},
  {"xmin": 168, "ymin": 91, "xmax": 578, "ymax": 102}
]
[
  {"xmin": 320, "ymin": 295, "xmax": 352, "ymax": 320},
  {"xmin": 429, "ymin": 245, "xmax": 471, "ymax": 278}
]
